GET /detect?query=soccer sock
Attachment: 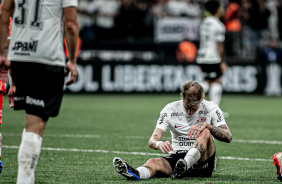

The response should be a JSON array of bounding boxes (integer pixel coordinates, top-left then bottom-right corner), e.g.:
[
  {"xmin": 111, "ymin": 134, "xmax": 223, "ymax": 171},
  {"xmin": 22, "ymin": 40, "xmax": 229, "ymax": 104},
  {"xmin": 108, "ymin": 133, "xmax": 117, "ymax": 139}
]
[
  {"xmin": 136, "ymin": 166, "xmax": 151, "ymax": 179},
  {"xmin": 21, "ymin": 128, "xmax": 26, "ymax": 140},
  {"xmin": 200, "ymin": 81, "xmax": 209, "ymax": 94},
  {"xmin": 184, "ymin": 148, "xmax": 201, "ymax": 170},
  {"xmin": 209, "ymin": 83, "xmax": 222, "ymax": 106},
  {"xmin": 17, "ymin": 132, "xmax": 42, "ymax": 184}
]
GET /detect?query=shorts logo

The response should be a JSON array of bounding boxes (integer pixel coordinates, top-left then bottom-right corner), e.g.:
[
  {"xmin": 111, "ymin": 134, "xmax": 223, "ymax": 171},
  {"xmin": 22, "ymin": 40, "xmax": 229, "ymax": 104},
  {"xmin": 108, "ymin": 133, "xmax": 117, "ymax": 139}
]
[
  {"xmin": 26, "ymin": 96, "xmax": 45, "ymax": 107},
  {"xmin": 14, "ymin": 97, "xmax": 25, "ymax": 101}
]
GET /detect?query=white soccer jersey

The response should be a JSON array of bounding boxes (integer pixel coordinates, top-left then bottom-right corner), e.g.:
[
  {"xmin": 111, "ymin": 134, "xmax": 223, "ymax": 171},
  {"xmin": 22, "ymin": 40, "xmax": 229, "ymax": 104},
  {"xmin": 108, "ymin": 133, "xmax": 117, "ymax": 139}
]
[
  {"xmin": 8, "ymin": 0, "xmax": 78, "ymax": 66},
  {"xmin": 196, "ymin": 16, "xmax": 225, "ymax": 64},
  {"xmin": 156, "ymin": 99, "xmax": 226, "ymax": 154}
]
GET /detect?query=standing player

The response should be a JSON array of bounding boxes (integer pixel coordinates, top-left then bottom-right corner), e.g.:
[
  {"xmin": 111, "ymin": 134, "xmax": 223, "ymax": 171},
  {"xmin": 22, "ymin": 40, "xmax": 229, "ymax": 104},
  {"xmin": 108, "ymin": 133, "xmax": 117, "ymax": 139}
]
[
  {"xmin": 113, "ymin": 81, "xmax": 232, "ymax": 180},
  {"xmin": 196, "ymin": 0, "xmax": 227, "ymax": 109},
  {"xmin": 0, "ymin": 0, "xmax": 79, "ymax": 183}
]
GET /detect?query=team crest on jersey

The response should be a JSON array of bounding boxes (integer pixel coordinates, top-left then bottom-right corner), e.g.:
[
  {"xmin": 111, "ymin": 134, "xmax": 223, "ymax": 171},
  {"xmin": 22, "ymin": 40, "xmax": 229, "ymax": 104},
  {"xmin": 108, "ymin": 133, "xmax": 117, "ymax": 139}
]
[{"xmin": 196, "ymin": 118, "xmax": 206, "ymax": 123}]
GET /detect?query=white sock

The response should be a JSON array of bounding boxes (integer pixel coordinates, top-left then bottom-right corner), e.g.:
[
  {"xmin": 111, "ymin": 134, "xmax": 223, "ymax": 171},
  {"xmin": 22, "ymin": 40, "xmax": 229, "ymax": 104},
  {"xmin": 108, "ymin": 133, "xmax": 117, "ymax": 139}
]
[
  {"xmin": 209, "ymin": 83, "xmax": 222, "ymax": 106},
  {"xmin": 136, "ymin": 166, "xmax": 151, "ymax": 179},
  {"xmin": 21, "ymin": 128, "xmax": 26, "ymax": 140},
  {"xmin": 17, "ymin": 132, "xmax": 42, "ymax": 184},
  {"xmin": 200, "ymin": 81, "xmax": 209, "ymax": 94},
  {"xmin": 184, "ymin": 148, "xmax": 201, "ymax": 169}
]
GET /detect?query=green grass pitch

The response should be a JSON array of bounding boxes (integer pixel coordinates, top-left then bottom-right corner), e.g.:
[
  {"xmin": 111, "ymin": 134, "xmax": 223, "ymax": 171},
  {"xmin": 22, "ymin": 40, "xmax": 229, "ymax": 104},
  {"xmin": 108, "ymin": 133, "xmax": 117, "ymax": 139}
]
[{"xmin": 0, "ymin": 93, "xmax": 281, "ymax": 183}]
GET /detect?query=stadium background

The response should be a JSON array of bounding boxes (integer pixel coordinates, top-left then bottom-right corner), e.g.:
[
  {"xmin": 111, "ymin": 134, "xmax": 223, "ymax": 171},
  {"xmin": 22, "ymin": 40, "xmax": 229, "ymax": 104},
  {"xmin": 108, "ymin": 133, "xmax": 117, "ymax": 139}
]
[
  {"xmin": 1, "ymin": 0, "xmax": 282, "ymax": 183},
  {"xmin": 65, "ymin": 0, "xmax": 282, "ymax": 96}
]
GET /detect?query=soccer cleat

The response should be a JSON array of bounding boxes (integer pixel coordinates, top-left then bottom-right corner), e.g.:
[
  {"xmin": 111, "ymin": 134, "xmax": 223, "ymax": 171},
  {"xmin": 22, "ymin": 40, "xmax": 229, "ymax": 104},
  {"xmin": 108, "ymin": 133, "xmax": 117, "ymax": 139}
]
[
  {"xmin": 0, "ymin": 160, "xmax": 2, "ymax": 174},
  {"xmin": 172, "ymin": 158, "xmax": 187, "ymax": 179},
  {"xmin": 272, "ymin": 152, "xmax": 282, "ymax": 182},
  {"xmin": 113, "ymin": 157, "xmax": 140, "ymax": 180}
]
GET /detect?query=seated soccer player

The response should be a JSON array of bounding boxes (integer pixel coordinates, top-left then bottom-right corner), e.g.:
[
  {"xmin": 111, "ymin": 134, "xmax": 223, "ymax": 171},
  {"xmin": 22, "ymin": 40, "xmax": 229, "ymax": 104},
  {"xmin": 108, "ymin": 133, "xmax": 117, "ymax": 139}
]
[{"xmin": 113, "ymin": 81, "xmax": 232, "ymax": 180}]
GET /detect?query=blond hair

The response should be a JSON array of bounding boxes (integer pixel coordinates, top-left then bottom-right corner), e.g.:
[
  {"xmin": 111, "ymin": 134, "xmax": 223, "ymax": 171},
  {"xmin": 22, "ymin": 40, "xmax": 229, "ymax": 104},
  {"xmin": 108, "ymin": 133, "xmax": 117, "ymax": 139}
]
[{"xmin": 181, "ymin": 81, "xmax": 204, "ymax": 109}]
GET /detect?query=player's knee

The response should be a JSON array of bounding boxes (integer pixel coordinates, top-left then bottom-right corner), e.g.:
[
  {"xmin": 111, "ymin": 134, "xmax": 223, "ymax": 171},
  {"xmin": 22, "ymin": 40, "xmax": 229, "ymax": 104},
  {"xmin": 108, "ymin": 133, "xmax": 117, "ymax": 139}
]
[
  {"xmin": 199, "ymin": 128, "xmax": 212, "ymax": 140},
  {"xmin": 145, "ymin": 158, "xmax": 165, "ymax": 169}
]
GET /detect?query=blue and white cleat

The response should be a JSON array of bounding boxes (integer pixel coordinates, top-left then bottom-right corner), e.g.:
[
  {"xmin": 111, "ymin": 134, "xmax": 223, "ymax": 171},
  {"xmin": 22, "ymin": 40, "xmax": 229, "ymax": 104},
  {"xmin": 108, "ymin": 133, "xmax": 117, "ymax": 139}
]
[
  {"xmin": 113, "ymin": 157, "xmax": 140, "ymax": 180},
  {"xmin": 0, "ymin": 160, "xmax": 2, "ymax": 174},
  {"xmin": 172, "ymin": 158, "xmax": 187, "ymax": 179}
]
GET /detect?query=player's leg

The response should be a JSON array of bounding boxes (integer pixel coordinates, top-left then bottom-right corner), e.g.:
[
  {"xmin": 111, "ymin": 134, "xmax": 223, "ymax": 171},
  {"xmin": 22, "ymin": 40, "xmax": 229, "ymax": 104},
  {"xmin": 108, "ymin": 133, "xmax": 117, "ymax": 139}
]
[
  {"xmin": 198, "ymin": 64, "xmax": 210, "ymax": 93},
  {"xmin": 142, "ymin": 157, "xmax": 173, "ymax": 177},
  {"xmin": 17, "ymin": 114, "xmax": 46, "ymax": 184},
  {"xmin": 173, "ymin": 128, "xmax": 215, "ymax": 179},
  {"xmin": 209, "ymin": 78, "xmax": 222, "ymax": 106},
  {"xmin": 113, "ymin": 157, "xmax": 173, "ymax": 180}
]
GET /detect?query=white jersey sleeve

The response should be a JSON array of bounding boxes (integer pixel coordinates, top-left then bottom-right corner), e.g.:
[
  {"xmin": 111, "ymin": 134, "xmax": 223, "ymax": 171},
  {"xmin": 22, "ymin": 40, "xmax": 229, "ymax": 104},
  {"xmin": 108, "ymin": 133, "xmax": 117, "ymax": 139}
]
[
  {"xmin": 8, "ymin": 0, "xmax": 78, "ymax": 66},
  {"xmin": 63, "ymin": 0, "xmax": 78, "ymax": 7},
  {"xmin": 156, "ymin": 106, "xmax": 170, "ymax": 132},
  {"xmin": 208, "ymin": 102, "xmax": 226, "ymax": 127}
]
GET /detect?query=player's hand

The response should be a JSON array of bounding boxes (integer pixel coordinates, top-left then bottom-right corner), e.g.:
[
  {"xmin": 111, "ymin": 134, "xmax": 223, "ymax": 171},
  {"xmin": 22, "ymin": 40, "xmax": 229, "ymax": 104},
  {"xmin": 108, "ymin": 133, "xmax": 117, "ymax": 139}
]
[
  {"xmin": 220, "ymin": 61, "xmax": 227, "ymax": 74},
  {"xmin": 0, "ymin": 55, "xmax": 10, "ymax": 83},
  {"xmin": 188, "ymin": 122, "xmax": 208, "ymax": 139},
  {"xmin": 159, "ymin": 140, "xmax": 173, "ymax": 154},
  {"xmin": 65, "ymin": 61, "xmax": 78, "ymax": 86},
  {"xmin": 8, "ymin": 84, "xmax": 16, "ymax": 108}
]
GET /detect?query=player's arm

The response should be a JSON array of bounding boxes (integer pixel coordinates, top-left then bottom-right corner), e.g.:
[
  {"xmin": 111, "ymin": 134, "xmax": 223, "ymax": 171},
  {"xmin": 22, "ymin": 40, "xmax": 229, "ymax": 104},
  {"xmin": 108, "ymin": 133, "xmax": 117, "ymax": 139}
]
[
  {"xmin": 207, "ymin": 124, "xmax": 232, "ymax": 143},
  {"xmin": 188, "ymin": 122, "xmax": 232, "ymax": 143},
  {"xmin": 63, "ymin": 6, "xmax": 79, "ymax": 86},
  {"xmin": 0, "ymin": 0, "xmax": 14, "ymax": 55},
  {"xmin": 0, "ymin": 0, "xmax": 14, "ymax": 82},
  {"xmin": 148, "ymin": 128, "xmax": 173, "ymax": 153},
  {"xmin": 218, "ymin": 41, "xmax": 227, "ymax": 73}
]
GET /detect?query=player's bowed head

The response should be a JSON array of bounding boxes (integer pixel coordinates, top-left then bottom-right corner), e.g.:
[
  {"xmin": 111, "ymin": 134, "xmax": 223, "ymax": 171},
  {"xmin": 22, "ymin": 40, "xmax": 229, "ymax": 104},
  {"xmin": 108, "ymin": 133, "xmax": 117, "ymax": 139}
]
[{"xmin": 180, "ymin": 81, "xmax": 205, "ymax": 116}]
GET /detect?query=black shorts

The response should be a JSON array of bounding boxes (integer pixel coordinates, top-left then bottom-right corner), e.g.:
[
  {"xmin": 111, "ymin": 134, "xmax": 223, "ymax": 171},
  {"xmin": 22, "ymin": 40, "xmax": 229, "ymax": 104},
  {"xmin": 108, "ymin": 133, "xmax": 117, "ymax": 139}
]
[
  {"xmin": 11, "ymin": 61, "xmax": 65, "ymax": 121},
  {"xmin": 199, "ymin": 63, "xmax": 222, "ymax": 81},
  {"xmin": 162, "ymin": 151, "xmax": 216, "ymax": 177}
]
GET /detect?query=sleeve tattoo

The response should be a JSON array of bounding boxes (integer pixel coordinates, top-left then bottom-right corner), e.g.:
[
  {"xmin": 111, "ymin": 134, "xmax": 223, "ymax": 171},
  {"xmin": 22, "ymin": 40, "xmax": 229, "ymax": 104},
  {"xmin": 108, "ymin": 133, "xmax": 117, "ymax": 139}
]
[
  {"xmin": 209, "ymin": 124, "xmax": 232, "ymax": 143},
  {"xmin": 149, "ymin": 128, "xmax": 165, "ymax": 148}
]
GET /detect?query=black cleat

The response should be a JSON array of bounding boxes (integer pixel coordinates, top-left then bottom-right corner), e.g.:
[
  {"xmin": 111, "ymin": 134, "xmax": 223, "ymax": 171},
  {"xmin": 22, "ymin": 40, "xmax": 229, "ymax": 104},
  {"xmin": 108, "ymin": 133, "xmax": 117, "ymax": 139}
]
[
  {"xmin": 172, "ymin": 158, "xmax": 187, "ymax": 179},
  {"xmin": 113, "ymin": 157, "xmax": 140, "ymax": 180}
]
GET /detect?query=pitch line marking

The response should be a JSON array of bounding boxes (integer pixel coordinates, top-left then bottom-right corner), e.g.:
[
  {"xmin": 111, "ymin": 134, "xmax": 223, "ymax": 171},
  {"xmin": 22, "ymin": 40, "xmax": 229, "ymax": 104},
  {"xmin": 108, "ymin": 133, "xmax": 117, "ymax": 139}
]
[
  {"xmin": 2, "ymin": 145, "xmax": 271, "ymax": 162},
  {"xmin": 3, "ymin": 133, "xmax": 282, "ymax": 145}
]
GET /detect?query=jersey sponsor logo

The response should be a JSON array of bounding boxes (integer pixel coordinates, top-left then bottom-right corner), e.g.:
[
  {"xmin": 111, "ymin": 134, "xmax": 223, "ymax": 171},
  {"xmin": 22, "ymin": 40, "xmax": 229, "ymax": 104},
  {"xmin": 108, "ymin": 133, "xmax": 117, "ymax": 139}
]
[
  {"xmin": 26, "ymin": 96, "xmax": 45, "ymax": 107},
  {"xmin": 12, "ymin": 40, "xmax": 39, "ymax": 52},
  {"xmin": 178, "ymin": 137, "xmax": 195, "ymax": 147},
  {"xmin": 158, "ymin": 113, "xmax": 167, "ymax": 124},
  {"xmin": 174, "ymin": 125, "xmax": 184, "ymax": 128},
  {"xmin": 198, "ymin": 110, "xmax": 208, "ymax": 115},
  {"xmin": 171, "ymin": 112, "xmax": 184, "ymax": 117},
  {"xmin": 216, "ymin": 110, "xmax": 223, "ymax": 122}
]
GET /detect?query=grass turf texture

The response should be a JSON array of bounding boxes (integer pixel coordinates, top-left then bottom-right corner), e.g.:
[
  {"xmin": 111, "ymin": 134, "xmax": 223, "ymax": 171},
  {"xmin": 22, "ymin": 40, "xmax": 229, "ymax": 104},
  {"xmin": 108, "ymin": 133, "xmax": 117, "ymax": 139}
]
[{"xmin": 0, "ymin": 93, "xmax": 280, "ymax": 183}]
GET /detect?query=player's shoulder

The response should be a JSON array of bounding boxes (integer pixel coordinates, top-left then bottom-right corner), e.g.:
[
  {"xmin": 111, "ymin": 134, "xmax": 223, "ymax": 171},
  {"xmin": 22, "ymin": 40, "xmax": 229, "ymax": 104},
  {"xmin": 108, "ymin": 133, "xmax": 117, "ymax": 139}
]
[
  {"xmin": 164, "ymin": 100, "xmax": 182, "ymax": 111},
  {"xmin": 204, "ymin": 16, "xmax": 225, "ymax": 29},
  {"xmin": 201, "ymin": 99, "xmax": 220, "ymax": 111}
]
